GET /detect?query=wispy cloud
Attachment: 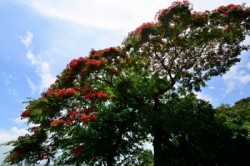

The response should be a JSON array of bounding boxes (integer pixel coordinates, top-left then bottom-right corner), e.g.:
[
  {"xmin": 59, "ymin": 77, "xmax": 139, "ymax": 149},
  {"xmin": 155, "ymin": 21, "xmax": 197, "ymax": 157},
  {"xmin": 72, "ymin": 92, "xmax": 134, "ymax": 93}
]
[
  {"xmin": 26, "ymin": 77, "xmax": 38, "ymax": 94},
  {"xmin": 4, "ymin": 74, "xmax": 15, "ymax": 86},
  {"xmin": 7, "ymin": 87, "xmax": 18, "ymax": 97},
  {"xmin": 18, "ymin": 0, "xmax": 167, "ymax": 32},
  {"xmin": 26, "ymin": 51, "xmax": 55, "ymax": 92},
  {"xmin": 17, "ymin": 0, "xmax": 249, "ymax": 33},
  {"xmin": 13, "ymin": 117, "xmax": 28, "ymax": 126},
  {"xmin": 195, "ymin": 92, "xmax": 217, "ymax": 106},
  {"xmin": 19, "ymin": 31, "xmax": 33, "ymax": 48},
  {"xmin": 19, "ymin": 32, "xmax": 55, "ymax": 93},
  {"xmin": 222, "ymin": 62, "xmax": 250, "ymax": 95}
]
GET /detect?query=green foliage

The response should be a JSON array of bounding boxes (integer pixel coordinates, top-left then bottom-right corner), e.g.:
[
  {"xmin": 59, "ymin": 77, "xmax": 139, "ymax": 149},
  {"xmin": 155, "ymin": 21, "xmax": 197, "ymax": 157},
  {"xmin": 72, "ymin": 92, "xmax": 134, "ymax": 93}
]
[
  {"xmin": 216, "ymin": 97, "xmax": 250, "ymax": 138},
  {"xmin": 137, "ymin": 149, "xmax": 153, "ymax": 166}
]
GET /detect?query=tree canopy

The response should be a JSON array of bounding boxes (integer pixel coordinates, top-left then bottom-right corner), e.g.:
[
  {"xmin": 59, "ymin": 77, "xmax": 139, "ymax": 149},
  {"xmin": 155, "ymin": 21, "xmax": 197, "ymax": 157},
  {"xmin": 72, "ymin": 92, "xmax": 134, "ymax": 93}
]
[{"xmin": 3, "ymin": 1, "xmax": 250, "ymax": 166}]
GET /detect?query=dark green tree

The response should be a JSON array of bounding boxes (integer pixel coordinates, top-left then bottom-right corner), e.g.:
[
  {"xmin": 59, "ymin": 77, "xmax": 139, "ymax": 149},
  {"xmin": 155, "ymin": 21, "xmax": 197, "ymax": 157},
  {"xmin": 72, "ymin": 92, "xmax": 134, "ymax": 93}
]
[
  {"xmin": 158, "ymin": 95, "xmax": 250, "ymax": 166},
  {"xmin": 213, "ymin": 98, "xmax": 250, "ymax": 166}
]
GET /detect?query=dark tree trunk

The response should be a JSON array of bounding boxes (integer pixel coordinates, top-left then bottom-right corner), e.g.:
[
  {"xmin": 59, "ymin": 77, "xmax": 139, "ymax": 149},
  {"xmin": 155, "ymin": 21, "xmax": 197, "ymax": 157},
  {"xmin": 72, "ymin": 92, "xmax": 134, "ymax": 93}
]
[
  {"xmin": 107, "ymin": 155, "xmax": 115, "ymax": 166},
  {"xmin": 106, "ymin": 123, "xmax": 126, "ymax": 166},
  {"xmin": 153, "ymin": 123, "xmax": 164, "ymax": 166}
]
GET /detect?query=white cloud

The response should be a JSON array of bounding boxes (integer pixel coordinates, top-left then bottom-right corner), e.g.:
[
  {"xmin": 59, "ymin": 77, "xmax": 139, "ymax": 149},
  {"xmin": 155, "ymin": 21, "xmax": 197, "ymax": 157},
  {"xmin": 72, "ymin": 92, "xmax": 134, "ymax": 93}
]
[
  {"xmin": 18, "ymin": 0, "xmax": 166, "ymax": 32},
  {"xmin": 17, "ymin": 0, "xmax": 249, "ymax": 32},
  {"xmin": 27, "ymin": 77, "xmax": 38, "ymax": 94},
  {"xmin": 247, "ymin": 62, "xmax": 250, "ymax": 70},
  {"xmin": 208, "ymin": 86, "xmax": 215, "ymax": 90},
  {"xmin": 0, "ymin": 127, "xmax": 28, "ymax": 144},
  {"xmin": 240, "ymin": 75, "xmax": 250, "ymax": 85},
  {"xmin": 0, "ymin": 127, "xmax": 29, "ymax": 164},
  {"xmin": 19, "ymin": 31, "xmax": 33, "ymax": 48},
  {"xmin": 20, "ymin": 33, "xmax": 55, "ymax": 93},
  {"xmin": 4, "ymin": 74, "xmax": 15, "ymax": 86},
  {"xmin": 222, "ymin": 64, "xmax": 250, "ymax": 95},
  {"xmin": 7, "ymin": 87, "xmax": 18, "ymax": 97},
  {"xmin": 26, "ymin": 51, "xmax": 55, "ymax": 92},
  {"xmin": 13, "ymin": 117, "xmax": 28, "ymax": 126},
  {"xmin": 195, "ymin": 92, "xmax": 216, "ymax": 105},
  {"xmin": 27, "ymin": 50, "xmax": 36, "ymax": 65}
]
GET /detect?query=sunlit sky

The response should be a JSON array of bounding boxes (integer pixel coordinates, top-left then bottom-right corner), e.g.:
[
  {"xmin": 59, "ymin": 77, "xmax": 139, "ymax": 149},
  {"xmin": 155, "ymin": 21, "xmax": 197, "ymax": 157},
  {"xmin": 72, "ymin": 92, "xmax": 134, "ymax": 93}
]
[{"xmin": 0, "ymin": 0, "xmax": 250, "ymax": 162}]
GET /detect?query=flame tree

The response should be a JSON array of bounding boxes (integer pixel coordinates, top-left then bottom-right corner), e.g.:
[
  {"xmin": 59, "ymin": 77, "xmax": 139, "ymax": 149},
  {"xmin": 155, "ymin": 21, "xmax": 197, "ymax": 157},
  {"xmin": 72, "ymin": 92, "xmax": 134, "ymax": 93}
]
[{"xmin": 3, "ymin": 1, "xmax": 250, "ymax": 165}]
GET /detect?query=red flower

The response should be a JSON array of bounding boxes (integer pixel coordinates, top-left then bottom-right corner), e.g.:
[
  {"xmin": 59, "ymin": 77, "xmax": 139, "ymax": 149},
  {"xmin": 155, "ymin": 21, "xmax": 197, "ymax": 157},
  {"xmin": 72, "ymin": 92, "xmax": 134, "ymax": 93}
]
[
  {"xmin": 50, "ymin": 120, "xmax": 59, "ymax": 126},
  {"xmin": 68, "ymin": 58, "xmax": 84, "ymax": 68},
  {"xmin": 84, "ymin": 108, "xmax": 94, "ymax": 114},
  {"xmin": 91, "ymin": 115, "xmax": 98, "ymax": 121},
  {"xmin": 46, "ymin": 88, "xmax": 79, "ymax": 98},
  {"xmin": 85, "ymin": 59, "xmax": 105, "ymax": 67},
  {"xmin": 21, "ymin": 110, "xmax": 30, "ymax": 119},
  {"xmin": 71, "ymin": 145, "xmax": 83, "ymax": 156},
  {"xmin": 84, "ymin": 90, "xmax": 109, "ymax": 100},
  {"xmin": 65, "ymin": 75, "xmax": 71, "ymax": 82},
  {"xmin": 81, "ymin": 115, "xmax": 91, "ymax": 123},
  {"xmin": 83, "ymin": 87, "xmax": 93, "ymax": 93},
  {"xmin": 96, "ymin": 91, "xmax": 109, "ymax": 99},
  {"xmin": 65, "ymin": 88, "xmax": 76, "ymax": 97}
]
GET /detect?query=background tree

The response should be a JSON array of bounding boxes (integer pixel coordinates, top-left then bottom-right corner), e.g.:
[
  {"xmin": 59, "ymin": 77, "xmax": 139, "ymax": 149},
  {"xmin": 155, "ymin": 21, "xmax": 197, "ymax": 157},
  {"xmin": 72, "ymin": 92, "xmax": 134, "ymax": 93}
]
[
  {"xmin": 214, "ymin": 98, "xmax": 250, "ymax": 166},
  {"xmin": 2, "ymin": 1, "xmax": 250, "ymax": 165},
  {"xmin": 216, "ymin": 97, "xmax": 250, "ymax": 138},
  {"xmin": 159, "ymin": 94, "xmax": 250, "ymax": 166}
]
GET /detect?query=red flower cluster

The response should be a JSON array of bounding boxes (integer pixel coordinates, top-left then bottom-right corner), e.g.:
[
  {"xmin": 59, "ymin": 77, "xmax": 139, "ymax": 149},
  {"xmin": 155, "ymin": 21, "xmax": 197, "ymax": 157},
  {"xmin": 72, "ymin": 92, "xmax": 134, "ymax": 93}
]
[
  {"xmin": 71, "ymin": 145, "xmax": 83, "ymax": 156},
  {"xmin": 157, "ymin": 0, "xmax": 190, "ymax": 21},
  {"xmin": 64, "ymin": 109, "xmax": 80, "ymax": 125},
  {"xmin": 50, "ymin": 119, "xmax": 64, "ymax": 126},
  {"xmin": 215, "ymin": 4, "xmax": 241, "ymax": 15},
  {"xmin": 65, "ymin": 88, "xmax": 78, "ymax": 97},
  {"xmin": 46, "ymin": 88, "xmax": 79, "ymax": 98},
  {"xmin": 89, "ymin": 48, "xmax": 111, "ymax": 59},
  {"xmin": 65, "ymin": 75, "xmax": 71, "ymax": 82},
  {"xmin": 21, "ymin": 110, "xmax": 31, "ymax": 119},
  {"xmin": 50, "ymin": 109, "xmax": 97, "ymax": 126},
  {"xmin": 81, "ymin": 114, "xmax": 97, "ymax": 123},
  {"xmin": 68, "ymin": 57, "xmax": 84, "ymax": 69},
  {"xmin": 85, "ymin": 58, "xmax": 105, "ymax": 67},
  {"xmin": 89, "ymin": 47, "xmax": 121, "ymax": 59},
  {"xmin": 84, "ymin": 90, "xmax": 109, "ymax": 100},
  {"xmin": 192, "ymin": 13, "xmax": 207, "ymax": 21},
  {"xmin": 7, "ymin": 149, "xmax": 21, "ymax": 163},
  {"xmin": 83, "ymin": 108, "xmax": 94, "ymax": 114},
  {"xmin": 131, "ymin": 22, "xmax": 157, "ymax": 37},
  {"xmin": 83, "ymin": 86, "xmax": 93, "ymax": 93}
]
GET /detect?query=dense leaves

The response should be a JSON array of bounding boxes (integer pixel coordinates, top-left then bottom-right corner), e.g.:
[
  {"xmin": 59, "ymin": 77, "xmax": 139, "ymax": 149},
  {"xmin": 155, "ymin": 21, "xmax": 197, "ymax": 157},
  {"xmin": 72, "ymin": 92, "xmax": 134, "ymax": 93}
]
[{"xmin": 2, "ymin": 1, "xmax": 250, "ymax": 165}]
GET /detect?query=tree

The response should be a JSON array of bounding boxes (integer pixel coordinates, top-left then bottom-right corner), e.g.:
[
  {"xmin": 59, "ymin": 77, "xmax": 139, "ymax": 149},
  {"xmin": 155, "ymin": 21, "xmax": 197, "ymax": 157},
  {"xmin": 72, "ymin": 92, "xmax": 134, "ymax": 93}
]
[
  {"xmin": 214, "ymin": 98, "xmax": 250, "ymax": 166},
  {"xmin": 122, "ymin": 1, "xmax": 250, "ymax": 165},
  {"xmin": 216, "ymin": 97, "xmax": 250, "ymax": 138},
  {"xmin": 158, "ymin": 95, "xmax": 250, "ymax": 166},
  {"xmin": 4, "ymin": 48, "xmax": 148, "ymax": 165},
  {"xmin": 3, "ymin": 1, "xmax": 250, "ymax": 165}
]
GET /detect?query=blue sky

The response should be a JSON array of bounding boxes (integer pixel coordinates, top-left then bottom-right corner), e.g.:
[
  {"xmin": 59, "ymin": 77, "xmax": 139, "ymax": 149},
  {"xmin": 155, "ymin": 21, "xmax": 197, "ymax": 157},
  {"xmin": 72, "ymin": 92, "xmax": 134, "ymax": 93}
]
[{"xmin": 0, "ymin": 0, "xmax": 250, "ymax": 162}]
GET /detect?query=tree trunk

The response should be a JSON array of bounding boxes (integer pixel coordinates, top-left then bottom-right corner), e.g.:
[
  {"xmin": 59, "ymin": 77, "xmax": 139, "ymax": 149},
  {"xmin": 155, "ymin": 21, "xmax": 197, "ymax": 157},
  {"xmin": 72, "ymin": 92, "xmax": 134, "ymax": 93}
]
[
  {"xmin": 107, "ymin": 155, "xmax": 114, "ymax": 166},
  {"xmin": 153, "ymin": 123, "xmax": 164, "ymax": 166}
]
